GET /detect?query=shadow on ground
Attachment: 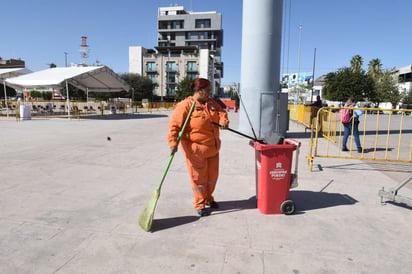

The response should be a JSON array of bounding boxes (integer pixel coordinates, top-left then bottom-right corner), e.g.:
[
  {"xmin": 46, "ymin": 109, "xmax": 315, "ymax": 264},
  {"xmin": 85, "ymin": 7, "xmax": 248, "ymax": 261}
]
[
  {"xmin": 290, "ymin": 190, "xmax": 358, "ymax": 213},
  {"xmin": 320, "ymin": 162, "xmax": 412, "ymax": 174},
  {"xmin": 33, "ymin": 113, "xmax": 170, "ymax": 120},
  {"xmin": 151, "ymin": 197, "xmax": 257, "ymax": 232},
  {"xmin": 152, "ymin": 216, "xmax": 200, "ymax": 232},
  {"xmin": 151, "ymin": 191, "xmax": 359, "ymax": 231},
  {"xmin": 81, "ymin": 113, "xmax": 169, "ymax": 120},
  {"xmin": 286, "ymin": 131, "xmax": 312, "ymax": 139}
]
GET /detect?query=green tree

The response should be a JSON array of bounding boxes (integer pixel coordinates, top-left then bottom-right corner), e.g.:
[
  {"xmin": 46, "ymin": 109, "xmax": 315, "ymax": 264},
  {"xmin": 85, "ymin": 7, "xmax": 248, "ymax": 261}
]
[
  {"xmin": 120, "ymin": 73, "xmax": 154, "ymax": 100},
  {"xmin": 322, "ymin": 67, "xmax": 374, "ymax": 102},
  {"xmin": 375, "ymin": 70, "xmax": 401, "ymax": 108},
  {"xmin": 350, "ymin": 54, "xmax": 363, "ymax": 73},
  {"xmin": 175, "ymin": 77, "xmax": 193, "ymax": 101},
  {"xmin": 368, "ymin": 58, "xmax": 382, "ymax": 80},
  {"xmin": 402, "ymin": 92, "xmax": 412, "ymax": 105},
  {"xmin": 30, "ymin": 90, "xmax": 42, "ymax": 99},
  {"xmin": 27, "ymin": 90, "xmax": 52, "ymax": 100}
]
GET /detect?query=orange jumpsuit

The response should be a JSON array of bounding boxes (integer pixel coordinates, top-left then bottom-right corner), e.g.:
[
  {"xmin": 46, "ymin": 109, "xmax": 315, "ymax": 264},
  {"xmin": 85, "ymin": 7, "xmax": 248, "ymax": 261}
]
[{"xmin": 168, "ymin": 96, "xmax": 229, "ymax": 210}]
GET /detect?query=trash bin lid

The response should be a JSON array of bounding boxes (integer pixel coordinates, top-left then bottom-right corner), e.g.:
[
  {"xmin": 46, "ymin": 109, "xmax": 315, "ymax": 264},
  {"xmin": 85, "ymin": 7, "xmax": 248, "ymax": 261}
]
[{"xmin": 252, "ymin": 140, "xmax": 296, "ymax": 152}]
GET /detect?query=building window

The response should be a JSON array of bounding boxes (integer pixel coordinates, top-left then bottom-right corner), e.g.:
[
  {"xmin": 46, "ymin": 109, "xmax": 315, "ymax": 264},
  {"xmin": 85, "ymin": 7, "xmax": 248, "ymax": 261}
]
[
  {"xmin": 166, "ymin": 61, "xmax": 177, "ymax": 72},
  {"xmin": 187, "ymin": 61, "xmax": 197, "ymax": 72},
  {"xmin": 158, "ymin": 21, "xmax": 168, "ymax": 30},
  {"xmin": 186, "ymin": 73, "xmax": 198, "ymax": 80},
  {"xmin": 147, "ymin": 74, "xmax": 156, "ymax": 83},
  {"xmin": 399, "ymin": 73, "xmax": 412, "ymax": 82},
  {"xmin": 186, "ymin": 41, "xmax": 210, "ymax": 49},
  {"xmin": 167, "ymin": 73, "xmax": 177, "ymax": 83},
  {"xmin": 146, "ymin": 62, "xmax": 156, "ymax": 72},
  {"xmin": 195, "ymin": 19, "xmax": 211, "ymax": 28},
  {"xmin": 172, "ymin": 20, "xmax": 184, "ymax": 29},
  {"xmin": 186, "ymin": 31, "xmax": 210, "ymax": 40}
]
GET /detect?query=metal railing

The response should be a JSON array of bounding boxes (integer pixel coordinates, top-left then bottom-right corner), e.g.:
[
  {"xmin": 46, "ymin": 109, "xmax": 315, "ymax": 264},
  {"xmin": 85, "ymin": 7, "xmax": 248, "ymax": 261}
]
[
  {"xmin": 307, "ymin": 107, "xmax": 412, "ymax": 171},
  {"xmin": 0, "ymin": 99, "xmax": 178, "ymax": 119}
]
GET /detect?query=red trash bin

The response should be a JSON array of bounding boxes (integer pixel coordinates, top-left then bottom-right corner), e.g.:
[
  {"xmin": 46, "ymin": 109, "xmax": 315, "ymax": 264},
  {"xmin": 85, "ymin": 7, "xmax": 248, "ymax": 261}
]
[{"xmin": 251, "ymin": 139, "xmax": 301, "ymax": 214}]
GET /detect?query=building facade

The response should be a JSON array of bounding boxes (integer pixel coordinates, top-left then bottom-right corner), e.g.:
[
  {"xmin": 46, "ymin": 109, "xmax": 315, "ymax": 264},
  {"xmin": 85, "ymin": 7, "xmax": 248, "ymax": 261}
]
[
  {"xmin": 129, "ymin": 5, "xmax": 223, "ymax": 100},
  {"xmin": 0, "ymin": 58, "xmax": 25, "ymax": 69},
  {"xmin": 395, "ymin": 65, "xmax": 412, "ymax": 96}
]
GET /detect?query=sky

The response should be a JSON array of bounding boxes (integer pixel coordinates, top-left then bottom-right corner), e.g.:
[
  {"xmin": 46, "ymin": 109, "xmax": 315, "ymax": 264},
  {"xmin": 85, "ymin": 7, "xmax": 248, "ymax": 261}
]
[{"xmin": 2, "ymin": 0, "xmax": 412, "ymax": 85}]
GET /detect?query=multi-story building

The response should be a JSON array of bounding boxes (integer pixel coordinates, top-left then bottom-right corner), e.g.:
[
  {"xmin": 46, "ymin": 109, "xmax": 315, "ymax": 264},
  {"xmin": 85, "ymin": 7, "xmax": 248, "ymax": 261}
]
[
  {"xmin": 0, "ymin": 58, "xmax": 25, "ymax": 69},
  {"xmin": 395, "ymin": 65, "xmax": 412, "ymax": 96},
  {"xmin": 129, "ymin": 5, "xmax": 223, "ymax": 101}
]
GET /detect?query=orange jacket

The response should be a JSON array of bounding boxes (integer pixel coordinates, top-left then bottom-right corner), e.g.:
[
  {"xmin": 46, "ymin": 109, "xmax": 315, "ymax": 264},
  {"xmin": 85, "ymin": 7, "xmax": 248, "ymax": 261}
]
[{"xmin": 168, "ymin": 96, "xmax": 229, "ymax": 148}]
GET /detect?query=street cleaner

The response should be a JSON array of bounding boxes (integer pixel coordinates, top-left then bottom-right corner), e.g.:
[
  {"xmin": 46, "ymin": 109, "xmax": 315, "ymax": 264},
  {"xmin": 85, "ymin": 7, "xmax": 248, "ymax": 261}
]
[{"xmin": 167, "ymin": 78, "xmax": 229, "ymax": 216}]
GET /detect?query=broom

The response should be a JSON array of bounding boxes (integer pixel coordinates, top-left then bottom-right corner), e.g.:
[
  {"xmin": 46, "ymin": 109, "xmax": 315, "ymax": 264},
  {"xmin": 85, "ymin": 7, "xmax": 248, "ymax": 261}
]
[{"xmin": 138, "ymin": 101, "xmax": 196, "ymax": 232}]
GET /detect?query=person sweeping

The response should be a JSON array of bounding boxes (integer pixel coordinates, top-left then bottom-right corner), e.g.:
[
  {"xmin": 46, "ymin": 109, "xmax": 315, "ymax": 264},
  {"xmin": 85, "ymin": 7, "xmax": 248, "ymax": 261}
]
[{"xmin": 168, "ymin": 78, "xmax": 229, "ymax": 216}]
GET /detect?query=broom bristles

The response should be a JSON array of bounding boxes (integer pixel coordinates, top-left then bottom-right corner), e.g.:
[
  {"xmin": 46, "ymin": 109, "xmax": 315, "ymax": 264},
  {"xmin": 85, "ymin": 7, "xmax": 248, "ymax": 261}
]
[
  {"xmin": 138, "ymin": 101, "xmax": 196, "ymax": 232},
  {"xmin": 138, "ymin": 187, "xmax": 161, "ymax": 232}
]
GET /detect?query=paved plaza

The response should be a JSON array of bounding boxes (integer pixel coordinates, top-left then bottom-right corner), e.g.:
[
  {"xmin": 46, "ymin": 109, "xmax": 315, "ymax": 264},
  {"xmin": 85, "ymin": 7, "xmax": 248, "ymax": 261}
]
[{"xmin": 1, "ymin": 111, "xmax": 411, "ymax": 273}]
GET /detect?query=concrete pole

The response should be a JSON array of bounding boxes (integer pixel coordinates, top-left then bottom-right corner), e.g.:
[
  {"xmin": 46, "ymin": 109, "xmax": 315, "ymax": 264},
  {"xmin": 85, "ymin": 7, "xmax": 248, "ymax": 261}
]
[
  {"xmin": 3, "ymin": 81, "xmax": 9, "ymax": 118},
  {"xmin": 239, "ymin": 0, "xmax": 283, "ymax": 141}
]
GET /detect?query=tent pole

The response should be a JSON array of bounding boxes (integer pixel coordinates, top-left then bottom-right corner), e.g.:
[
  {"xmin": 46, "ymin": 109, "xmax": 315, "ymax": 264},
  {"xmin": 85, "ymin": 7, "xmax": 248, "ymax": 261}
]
[
  {"xmin": 66, "ymin": 80, "xmax": 71, "ymax": 119},
  {"xmin": 3, "ymin": 81, "xmax": 9, "ymax": 118},
  {"xmin": 86, "ymin": 88, "xmax": 89, "ymax": 110}
]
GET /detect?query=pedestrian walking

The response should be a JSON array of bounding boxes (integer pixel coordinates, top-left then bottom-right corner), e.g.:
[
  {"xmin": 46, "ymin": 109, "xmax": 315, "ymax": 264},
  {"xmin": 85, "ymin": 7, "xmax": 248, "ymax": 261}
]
[{"xmin": 341, "ymin": 97, "xmax": 363, "ymax": 152}]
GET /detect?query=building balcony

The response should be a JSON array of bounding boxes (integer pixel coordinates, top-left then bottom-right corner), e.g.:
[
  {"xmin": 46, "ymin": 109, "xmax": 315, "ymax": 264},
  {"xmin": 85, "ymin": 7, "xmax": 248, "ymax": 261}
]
[
  {"xmin": 186, "ymin": 68, "xmax": 198, "ymax": 73},
  {"xmin": 145, "ymin": 69, "xmax": 158, "ymax": 74},
  {"xmin": 165, "ymin": 68, "xmax": 178, "ymax": 73}
]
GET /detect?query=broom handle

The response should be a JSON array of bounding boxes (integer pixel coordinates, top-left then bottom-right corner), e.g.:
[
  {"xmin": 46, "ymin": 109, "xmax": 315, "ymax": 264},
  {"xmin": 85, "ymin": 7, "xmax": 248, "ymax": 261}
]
[
  {"xmin": 211, "ymin": 121, "xmax": 265, "ymax": 143},
  {"xmin": 158, "ymin": 101, "xmax": 196, "ymax": 189}
]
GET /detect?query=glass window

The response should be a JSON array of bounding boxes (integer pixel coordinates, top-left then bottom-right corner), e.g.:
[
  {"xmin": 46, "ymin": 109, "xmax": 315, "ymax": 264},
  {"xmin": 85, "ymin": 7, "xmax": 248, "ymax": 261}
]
[
  {"xmin": 195, "ymin": 19, "xmax": 211, "ymax": 28},
  {"xmin": 187, "ymin": 73, "xmax": 197, "ymax": 80},
  {"xmin": 187, "ymin": 61, "xmax": 197, "ymax": 72},
  {"xmin": 166, "ymin": 61, "xmax": 177, "ymax": 71},
  {"xmin": 172, "ymin": 20, "xmax": 184, "ymax": 29},
  {"xmin": 146, "ymin": 62, "xmax": 156, "ymax": 72},
  {"xmin": 147, "ymin": 74, "xmax": 156, "ymax": 83}
]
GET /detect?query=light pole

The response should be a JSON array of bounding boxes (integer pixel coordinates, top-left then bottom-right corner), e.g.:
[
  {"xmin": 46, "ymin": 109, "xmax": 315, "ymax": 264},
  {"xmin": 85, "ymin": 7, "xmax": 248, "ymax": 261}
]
[
  {"xmin": 209, "ymin": 54, "xmax": 215, "ymax": 96},
  {"xmin": 64, "ymin": 52, "xmax": 68, "ymax": 67},
  {"xmin": 165, "ymin": 40, "xmax": 170, "ymax": 101},
  {"xmin": 297, "ymin": 24, "xmax": 302, "ymax": 103},
  {"xmin": 311, "ymin": 48, "xmax": 317, "ymax": 103}
]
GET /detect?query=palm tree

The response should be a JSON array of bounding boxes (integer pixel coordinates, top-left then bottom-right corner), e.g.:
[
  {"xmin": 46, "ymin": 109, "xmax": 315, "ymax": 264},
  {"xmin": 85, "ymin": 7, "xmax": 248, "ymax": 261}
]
[
  {"xmin": 350, "ymin": 55, "xmax": 363, "ymax": 73},
  {"xmin": 368, "ymin": 58, "xmax": 382, "ymax": 80}
]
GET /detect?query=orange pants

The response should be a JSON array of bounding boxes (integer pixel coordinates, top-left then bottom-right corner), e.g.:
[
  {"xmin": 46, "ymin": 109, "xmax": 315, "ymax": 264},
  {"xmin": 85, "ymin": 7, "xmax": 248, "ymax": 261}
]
[{"xmin": 181, "ymin": 141, "xmax": 219, "ymax": 210}]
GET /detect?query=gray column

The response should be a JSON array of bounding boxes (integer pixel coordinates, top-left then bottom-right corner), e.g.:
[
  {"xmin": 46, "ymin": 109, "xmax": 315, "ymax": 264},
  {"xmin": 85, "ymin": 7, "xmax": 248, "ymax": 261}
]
[{"xmin": 239, "ymin": 0, "xmax": 285, "ymax": 142}]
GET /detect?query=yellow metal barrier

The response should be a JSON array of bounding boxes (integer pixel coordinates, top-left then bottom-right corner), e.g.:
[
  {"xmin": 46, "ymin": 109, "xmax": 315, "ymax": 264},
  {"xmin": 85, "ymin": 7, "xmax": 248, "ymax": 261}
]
[
  {"xmin": 289, "ymin": 104, "xmax": 323, "ymax": 131},
  {"xmin": 307, "ymin": 107, "xmax": 412, "ymax": 171}
]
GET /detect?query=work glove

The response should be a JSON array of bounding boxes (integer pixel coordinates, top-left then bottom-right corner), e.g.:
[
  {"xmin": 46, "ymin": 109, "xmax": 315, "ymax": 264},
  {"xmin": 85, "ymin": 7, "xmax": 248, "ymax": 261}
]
[
  {"xmin": 220, "ymin": 123, "xmax": 229, "ymax": 129},
  {"xmin": 170, "ymin": 146, "xmax": 178, "ymax": 154},
  {"xmin": 212, "ymin": 121, "xmax": 228, "ymax": 129}
]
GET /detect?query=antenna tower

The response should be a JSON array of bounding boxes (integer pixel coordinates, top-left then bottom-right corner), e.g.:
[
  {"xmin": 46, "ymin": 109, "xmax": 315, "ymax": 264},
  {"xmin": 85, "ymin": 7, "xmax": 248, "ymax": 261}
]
[{"xmin": 80, "ymin": 36, "xmax": 89, "ymax": 66}]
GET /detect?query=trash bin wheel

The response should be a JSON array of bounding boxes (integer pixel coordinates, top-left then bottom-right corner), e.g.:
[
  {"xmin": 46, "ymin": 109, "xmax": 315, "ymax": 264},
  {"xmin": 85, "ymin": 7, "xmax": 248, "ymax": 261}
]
[{"xmin": 280, "ymin": 200, "xmax": 295, "ymax": 215}]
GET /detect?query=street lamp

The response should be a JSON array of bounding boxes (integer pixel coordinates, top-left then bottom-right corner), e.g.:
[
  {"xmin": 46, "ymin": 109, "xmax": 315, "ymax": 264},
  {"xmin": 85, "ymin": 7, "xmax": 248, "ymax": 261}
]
[
  {"xmin": 64, "ymin": 52, "xmax": 68, "ymax": 67},
  {"xmin": 165, "ymin": 40, "xmax": 171, "ymax": 101},
  {"xmin": 297, "ymin": 24, "xmax": 302, "ymax": 103},
  {"xmin": 209, "ymin": 54, "xmax": 215, "ymax": 96}
]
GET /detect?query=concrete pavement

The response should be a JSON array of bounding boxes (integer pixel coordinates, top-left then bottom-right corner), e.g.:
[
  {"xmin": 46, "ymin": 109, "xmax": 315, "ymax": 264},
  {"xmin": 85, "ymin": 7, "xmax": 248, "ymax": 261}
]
[{"xmin": 1, "ymin": 111, "xmax": 411, "ymax": 274}]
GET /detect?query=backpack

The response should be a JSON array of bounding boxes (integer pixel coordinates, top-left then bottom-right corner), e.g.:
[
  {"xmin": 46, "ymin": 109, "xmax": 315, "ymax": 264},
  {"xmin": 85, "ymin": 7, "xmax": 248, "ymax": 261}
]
[{"xmin": 338, "ymin": 108, "xmax": 351, "ymax": 123}]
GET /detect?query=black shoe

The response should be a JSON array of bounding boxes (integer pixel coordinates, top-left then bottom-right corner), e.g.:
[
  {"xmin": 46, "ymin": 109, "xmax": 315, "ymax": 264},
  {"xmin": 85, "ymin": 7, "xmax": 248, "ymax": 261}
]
[
  {"xmin": 342, "ymin": 147, "xmax": 349, "ymax": 152},
  {"xmin": 197, "ymin": 208, "xmax": 209, "ymax": 217},
  {"xmin": 357, "ymin": 147, "xmax": 363, "ymax": 153},
  {"xmin": 206, "ymin": 201, "xmax": 219, "ymax": 209}
]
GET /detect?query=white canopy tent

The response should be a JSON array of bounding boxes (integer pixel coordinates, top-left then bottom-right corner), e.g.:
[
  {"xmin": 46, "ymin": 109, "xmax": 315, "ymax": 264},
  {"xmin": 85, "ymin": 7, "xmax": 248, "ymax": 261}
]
[
  {"xmin": 1, "ymin": 68, "xmax": 32, "ymax": 117},
  {"xmin": 4, "ymin": 66, "xmax": 130, "ymax": 118},
  {"xmin": 0, "ymin": 68, "xmax": 32, "ymax": 80}
]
